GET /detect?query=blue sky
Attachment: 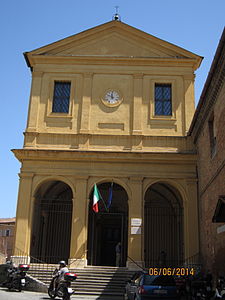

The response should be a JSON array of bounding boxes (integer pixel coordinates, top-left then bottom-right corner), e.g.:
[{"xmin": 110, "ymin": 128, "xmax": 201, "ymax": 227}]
[{"xmin": 0, "ymin": 0, "xmax": 224, "ymax": 218}]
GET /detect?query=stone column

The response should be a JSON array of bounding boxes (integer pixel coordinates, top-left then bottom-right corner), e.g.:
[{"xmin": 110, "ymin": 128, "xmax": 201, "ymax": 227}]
[
  {"xmin": 13, "ymin": 173, "xmax": 33, "ymax": 262},
  {"xmin": 132, "ymin": 73, "xmax": 143, "ymax": 135},
  {"xmin": 69, "ymin": 177, "xmax": 88, "ymax": 268},
  {"xmin": 184, "ymin": 74, "xmax": 195, "ymax": 133},
  {"xmin": 80, "ymin": 73, "xmax": 93, "ymax": 134},
  {"xmin": 127, "ymin": 177, "xmax": 144, "ymax": 270}
]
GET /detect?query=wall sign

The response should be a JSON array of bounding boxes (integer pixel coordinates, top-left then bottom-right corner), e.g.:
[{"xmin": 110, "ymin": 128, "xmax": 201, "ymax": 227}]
[
  {"xmin": 131, "ymin": 218, "xmax": 142, "ymax": 226},
  {"xmin": 131, "ymin": 226, "xmax": 141, "ymax": 235}
]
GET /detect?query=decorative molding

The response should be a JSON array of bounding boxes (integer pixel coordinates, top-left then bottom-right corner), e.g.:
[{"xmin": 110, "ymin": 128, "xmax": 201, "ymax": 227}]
[{"xmin": 98, "ymin": 123, "xmax": 124, "ymax": 130}]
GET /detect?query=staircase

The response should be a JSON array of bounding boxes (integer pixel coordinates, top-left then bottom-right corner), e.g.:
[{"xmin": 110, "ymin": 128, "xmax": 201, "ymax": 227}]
[{"xmin": 28, "ymin": 264, "xmax": 135, "ymax": 299}]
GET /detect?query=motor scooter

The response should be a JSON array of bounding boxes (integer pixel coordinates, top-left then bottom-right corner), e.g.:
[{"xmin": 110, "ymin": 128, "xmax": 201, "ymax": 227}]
[
  {"xmin": 48, "ymin": 268, "xmax": 77, "ymax": 300},
  {"xmin": 2, "ymin": 264, "xmax": 30, "ymax": 291}
]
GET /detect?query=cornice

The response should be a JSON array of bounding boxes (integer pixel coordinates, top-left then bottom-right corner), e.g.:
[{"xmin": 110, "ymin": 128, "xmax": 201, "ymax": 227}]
[
  {"xmin": 12, "ymin": 148, "xmax": 197, "ymax": 164},
  {"xmin": 28, "ymin": 54, "xmax": 199, "ymax": 68},
  {"xmin": 25, "ymin": 20, "xmax": 202, "ymax": 70},
  {"xmin": 189, "ymin": 27, "xmax": 225, "ymax": 141}
]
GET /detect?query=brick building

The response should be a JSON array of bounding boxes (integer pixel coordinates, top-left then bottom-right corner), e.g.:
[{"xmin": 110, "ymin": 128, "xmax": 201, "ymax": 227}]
[
  {"xmin": 189, "ymin": 27, "xmax": 225, "ymax": 276},
  {"xmin": 0, "ymin": 218, "xmax": 16, "ymax": 261}
]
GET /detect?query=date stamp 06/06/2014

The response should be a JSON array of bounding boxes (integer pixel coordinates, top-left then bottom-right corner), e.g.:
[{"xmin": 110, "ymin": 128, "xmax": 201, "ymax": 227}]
[{"xmin": 149, "ymin": 267, "xmax": 195, "ymax": 276}]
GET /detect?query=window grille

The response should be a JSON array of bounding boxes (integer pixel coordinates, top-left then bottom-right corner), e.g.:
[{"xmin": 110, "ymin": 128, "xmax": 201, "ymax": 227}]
[
  {"xmin": 52, "ymin": 82, "xmax": 71, "ymax": 113},
  {"xmin": 155, "ymin": 84, "xmax": 172, "ymax": 116}
]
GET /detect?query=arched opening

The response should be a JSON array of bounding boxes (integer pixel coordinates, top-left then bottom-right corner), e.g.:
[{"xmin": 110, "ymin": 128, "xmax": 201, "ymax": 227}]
[
  {"xmin": 87, "ymin": 182, "xmax": 128, "ymax": 267},
  {"xmin": 30, "ymin": 180, "xmax": 73, "ymax": 264},
  {"xmin": 144, "ymin": 182, "xmax": 184, "ymax": 268}
]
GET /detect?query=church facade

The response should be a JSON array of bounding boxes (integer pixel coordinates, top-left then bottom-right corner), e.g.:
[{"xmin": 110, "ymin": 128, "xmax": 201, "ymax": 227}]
[{"xmin": 13, "ymin": 20, "xmax": 202, "ymax": 269}]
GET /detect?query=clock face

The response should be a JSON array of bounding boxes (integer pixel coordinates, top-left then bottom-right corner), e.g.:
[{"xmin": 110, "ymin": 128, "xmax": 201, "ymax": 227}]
[{"xmin": 103, "ymin": 90, "xmax": 122, "ymax": 106}]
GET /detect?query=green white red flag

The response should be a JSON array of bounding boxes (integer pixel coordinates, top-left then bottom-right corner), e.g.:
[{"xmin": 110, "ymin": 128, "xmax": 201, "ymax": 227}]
[{"xmin": 93, "ymin": 184, "xmax": 100, "ymax": 213}]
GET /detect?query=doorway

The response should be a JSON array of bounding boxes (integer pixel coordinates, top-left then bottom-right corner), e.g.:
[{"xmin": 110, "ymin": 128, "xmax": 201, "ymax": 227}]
[
  {"xmin": 87, "ymin": 182, "xmax": 128, "ymax": 267},
  {"xmin": 30, "ymin": 181, "xmax": 73, "ymax": 264},
  {"xmin": 144, "ymin": 182, "xmax": 184, "ymax": 268}
]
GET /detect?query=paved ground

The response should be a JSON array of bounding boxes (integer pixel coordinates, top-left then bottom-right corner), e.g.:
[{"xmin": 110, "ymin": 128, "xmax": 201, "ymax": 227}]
[
  {"xmin": 0, "ymin": 288, "xmax": 46, "ymax": 300},
  {"xmin": 0, "ymin": 288, "xmax": 121, "ymax": 300}
]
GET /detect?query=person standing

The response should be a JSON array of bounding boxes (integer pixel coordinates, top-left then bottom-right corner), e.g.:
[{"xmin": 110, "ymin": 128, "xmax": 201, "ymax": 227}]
[{"xmin": 115, "ymin": 242, "xmax": 121, "ymax": 267}]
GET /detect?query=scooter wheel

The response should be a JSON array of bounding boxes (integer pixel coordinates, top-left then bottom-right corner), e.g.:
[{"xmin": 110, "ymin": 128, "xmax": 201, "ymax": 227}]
[
  {"xmin": 48, "ymin": 287, "xmax": 56, "ymax": 299},
  {"xmin": 62, "ymin": 290, "xmax": 70, "ymax": 300},
  {"xmin": 13, "ymin": 280, "xmax": 21, "ymax": 292}
]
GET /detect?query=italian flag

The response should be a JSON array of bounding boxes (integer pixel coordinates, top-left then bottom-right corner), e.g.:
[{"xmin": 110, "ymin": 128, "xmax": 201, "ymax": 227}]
[{"xmin": 93, "ymin": 184, "xmax": 100, "ymax": 213}]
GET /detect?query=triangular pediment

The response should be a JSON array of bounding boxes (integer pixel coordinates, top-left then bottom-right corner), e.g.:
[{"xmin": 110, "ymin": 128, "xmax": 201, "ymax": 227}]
[
  {"xmin": 44, "ymin": 32, "xmax": 182, "ymax": 58},
  {"xmin": 25, "ymin": 21, "xmax": 202, "ymax": 68}
]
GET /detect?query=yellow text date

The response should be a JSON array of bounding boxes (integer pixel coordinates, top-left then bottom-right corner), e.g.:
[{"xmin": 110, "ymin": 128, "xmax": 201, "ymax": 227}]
[{"xmin": 149, "ymin": 267, "xmax": 195, "ymax": 276}]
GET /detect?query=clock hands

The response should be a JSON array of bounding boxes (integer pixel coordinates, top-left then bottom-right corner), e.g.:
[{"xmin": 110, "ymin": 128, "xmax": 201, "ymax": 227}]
[{"xmin": 103, "ymin": 90, "xmax": 121, "ymax": 106}]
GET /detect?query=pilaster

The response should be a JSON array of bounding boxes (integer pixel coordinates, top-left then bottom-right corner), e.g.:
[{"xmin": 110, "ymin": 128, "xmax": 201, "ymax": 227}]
[
  {"xmin": 26, "ymin": 71, "xmax": 43, "ymax": 132},
  {"xmin": 184, "ymin": 74, "xmax": 195, "ymax": 133},
  {"xmin": 185, "ymin": 179, "xmax": 199, "ymax": 261},
  {"xmin": 80, "ymin": 73, "xmax": 93, "ymax": 134},
  {"xmin": 70, "ymin": 176, "xmax": 88, "ymax": 267},
  {"xmin": 127, "ymin": 177, "xmax": 144, "ymax": 269},
  {"xmin": 14, "ymin": 173, "xmax": 34, "ymax": 255},
  {"xmin": 132, "ymin": 73, "xmax": 143, "ymax": 135}
]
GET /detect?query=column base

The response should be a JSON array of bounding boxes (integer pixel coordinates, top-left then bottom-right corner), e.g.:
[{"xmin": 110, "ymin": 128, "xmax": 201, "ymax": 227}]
[
  {"xmin": 69, "ymin": 258, "xmax": 87, "ymax": 269},
  {"xmin": 11, "ymin": 256, "xmax": 30, "ymax": 265},
  {"xmin": 126, "ymin": 260, "xmax": 145, "ymax": 270}
]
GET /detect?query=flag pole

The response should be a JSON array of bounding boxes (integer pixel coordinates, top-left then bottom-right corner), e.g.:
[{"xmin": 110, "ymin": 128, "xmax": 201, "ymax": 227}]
[
  {"xmin": 107, "ymin": 181, "xmax": 113, "ymax": 210},
  {"xmin": 98, "ymin": 189, "xmax": 109, "ymax": 212}
]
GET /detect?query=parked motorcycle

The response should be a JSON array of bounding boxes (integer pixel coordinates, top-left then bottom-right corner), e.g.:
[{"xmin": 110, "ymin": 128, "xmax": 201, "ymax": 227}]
[
  {"xmin": 48, "ymin": 268, "xmax": 77, "ymax": 300},
  {"xmin": 215, "ymin": 276, "xmax": 225, "ymax": 299},
  {"xmin": 202, "ymin": 273, "xmax": 214, "ymax": 300},
  {"xmin": 187, "ymin": 270, "xmax": 213, "ymax": 300},
  {"xmin": 2, "ymin": 263, "xmax": 30, "ymax": 291},
  {"xmin": 190, "ymin": 279, "xmax": 206, "ymax": 300}
]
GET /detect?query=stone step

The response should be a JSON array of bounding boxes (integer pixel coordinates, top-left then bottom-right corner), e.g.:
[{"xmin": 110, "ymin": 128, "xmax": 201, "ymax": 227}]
[
  {"xmin": 31, "ymin": 278, "xmax": 126, "ymax": 286},
  {"xmin": 27, "ymin": 264, "xmax": 135, "ymax": 298},
  {"xmin": 29, "ymin": 269, "xmax": 131, "ymax": 276},
  {"xmin": 74, "ymin": 290, "xmax": 124, "ymax": 296},
  {"xmin": 28, "ymin": 274, "xmax": 129, "ymax": 283},
  {"xmin": 29, "ymin": 267, "xmax": 133, "ymax": 274}
]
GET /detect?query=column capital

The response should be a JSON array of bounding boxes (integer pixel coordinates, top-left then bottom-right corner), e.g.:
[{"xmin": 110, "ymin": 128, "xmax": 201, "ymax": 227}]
[
  {"xmin": 83, "ymin": 72, "xmax": 94, "ymax": 78},
  {"xmin": 129, "ymin": 176, "xmax": 144, "ymax": 183},
  {"xmin": 183, "ymin": 74, "xmax": 195, "ymax": 81},
  {"xmin": 19, "ymin": 173, "xmax": 34, "ymax": 179},
  {"xmin": 74, "ymin": 176, "xmax": 89, "ymax": 181},
  {"xmin": 133, "ymin": 73, "xmax": 144, "ymax": 79},
  {"xmin": 186, "ymin": 178, "xmax": 198, "ymax": 185},
  {"xmin": 32, "ymin": 70, "xmax": 44, "ymax": 78}
]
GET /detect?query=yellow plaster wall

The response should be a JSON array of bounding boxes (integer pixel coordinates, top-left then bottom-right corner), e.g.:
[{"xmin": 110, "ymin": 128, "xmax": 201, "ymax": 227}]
[
  {"xmin": 13, "ymin": 21, "xmax": 201, "ymax": 266},
  {"xmin": 25, "ymin": 64, "xmax": 195, "ymax": 147},
  {"xmin": 13, "ymin": 150, "xmax": 199, "ymax": 264}
]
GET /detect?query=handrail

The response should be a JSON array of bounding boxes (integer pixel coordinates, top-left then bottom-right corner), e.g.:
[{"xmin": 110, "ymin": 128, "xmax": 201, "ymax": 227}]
[
  {"xmin": 12, "ymin": 247, "xmax": 81, "ymax": 269},
  {"xmin": 12, "ymin": 248, "xmax": 53, "ymax": 265},
  {"xmin": 127, "ymin": 253, "xmax": 202, "ymax": 272},
  {"xmin": 127, "ymin": 255, "xmax": 146, "ymax": 271}
]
